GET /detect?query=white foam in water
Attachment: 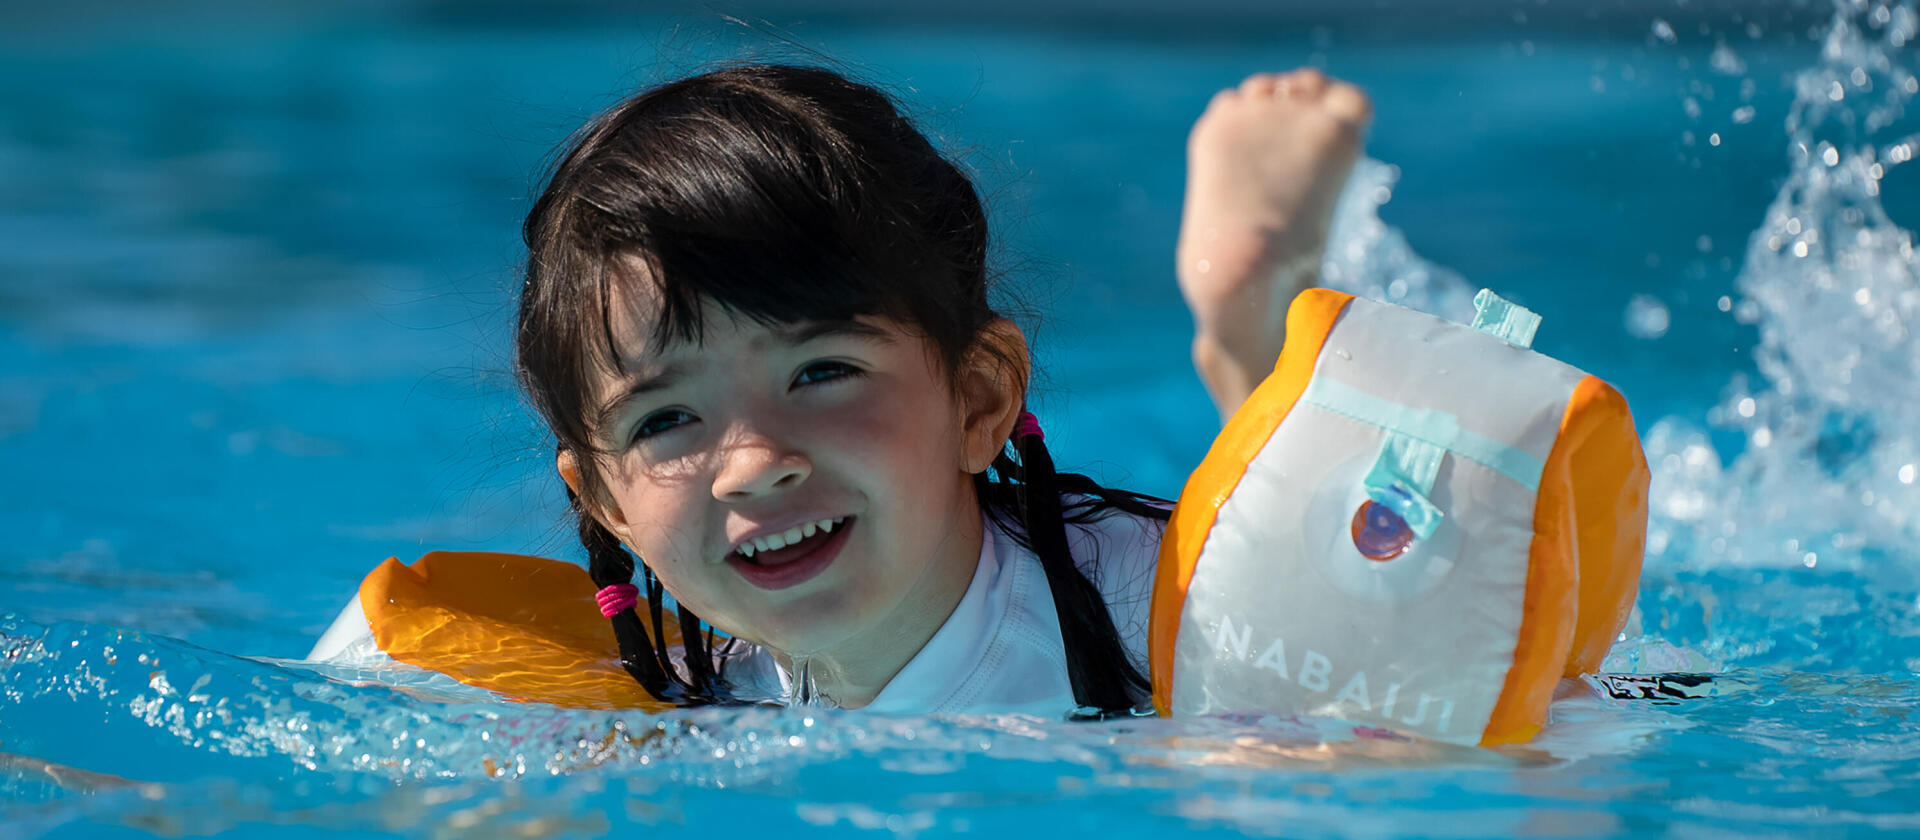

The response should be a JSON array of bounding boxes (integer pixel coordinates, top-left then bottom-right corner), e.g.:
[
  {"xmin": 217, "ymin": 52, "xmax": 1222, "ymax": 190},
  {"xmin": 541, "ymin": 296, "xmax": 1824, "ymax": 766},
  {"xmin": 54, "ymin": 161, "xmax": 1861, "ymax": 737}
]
[{"xmin": 1646, "ymin": 0, "xmax": 1920, "ymax": 577}]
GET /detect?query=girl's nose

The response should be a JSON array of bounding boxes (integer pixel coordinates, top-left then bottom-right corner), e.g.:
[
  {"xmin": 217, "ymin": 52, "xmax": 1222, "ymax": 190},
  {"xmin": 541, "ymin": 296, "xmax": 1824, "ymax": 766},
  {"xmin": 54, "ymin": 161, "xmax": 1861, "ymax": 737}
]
[{"xmin": 711, "ymin": 431, "xmax": 812, "ymax": 501}]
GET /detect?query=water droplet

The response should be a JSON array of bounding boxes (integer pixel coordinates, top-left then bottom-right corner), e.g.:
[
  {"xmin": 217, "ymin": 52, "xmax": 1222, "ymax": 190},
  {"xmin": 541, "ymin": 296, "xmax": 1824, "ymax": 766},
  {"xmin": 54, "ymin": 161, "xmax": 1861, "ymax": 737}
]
[
  {"xmin": 1625, "ymin": 294, "xmax": 1671, "ymax": 339},
  {"xmin": 1732, "ymin": 105, "xmax": 1756, "ymax": 124},
  {"xmin": 1717, "ymin": 295, "xmax": 1734, "ymax": 312},
  {"xmin": 1822, "ymin": 145, "xmax": 1841, "ymax": 166},
  {"xmin": 1194, "ymin": 259, "xmax": 1210, "ymax": 274},
  {"xmin": 1737, "ymin": 397, "xmax": 1757, "ymax": 418},
  {"xmin": 1651, "ymin": 19, "xmax": 1677, "ymax": 44},
  {"xmin": 1710, "ymin": 133, "xmax": 1722, "ymax": 146},
  {"xmin": 1684, "ymin": 445, "xmax": 1713, "ymax": 468},
  {"xmin": 1711, "ymin": 42, "xmax": 1748, "ymax": 75},
  {"xmin": 1794, "ymin": 240, "xmax": 1811, "ymax": 257},
  {"xmin": 1900, "ymin": 464, "xmax": 1916, "ymax": 484}
]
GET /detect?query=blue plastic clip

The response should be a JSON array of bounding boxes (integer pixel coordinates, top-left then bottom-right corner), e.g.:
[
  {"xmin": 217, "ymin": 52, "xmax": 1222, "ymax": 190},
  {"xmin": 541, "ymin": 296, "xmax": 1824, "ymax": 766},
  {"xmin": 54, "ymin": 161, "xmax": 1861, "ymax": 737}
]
[{"xmin": 1362, "ymin": 432, "xmax": 1446, "ymax": 540}]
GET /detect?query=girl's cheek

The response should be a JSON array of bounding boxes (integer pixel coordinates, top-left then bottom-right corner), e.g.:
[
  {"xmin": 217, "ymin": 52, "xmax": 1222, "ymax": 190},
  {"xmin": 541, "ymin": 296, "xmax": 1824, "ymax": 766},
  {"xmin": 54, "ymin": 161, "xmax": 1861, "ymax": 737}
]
[{"xmin": 825, "ymin": 375, "xmax": 932, "ymax": 435}]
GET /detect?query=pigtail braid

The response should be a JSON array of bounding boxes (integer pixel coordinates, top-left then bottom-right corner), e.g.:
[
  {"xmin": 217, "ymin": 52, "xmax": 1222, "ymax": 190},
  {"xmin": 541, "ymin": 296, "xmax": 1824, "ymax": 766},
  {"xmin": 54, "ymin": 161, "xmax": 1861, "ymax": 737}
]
[
  {"xmin": 1010, "ymin": 425, "xmax": 1152, "ymax": 716},
  {"xmin": 568, "ymin": 483, "xmax": 737, "ymax": 705},
  {"xmin": 571, "ymin": 492, "xmax": 679, "ymax": 700}
]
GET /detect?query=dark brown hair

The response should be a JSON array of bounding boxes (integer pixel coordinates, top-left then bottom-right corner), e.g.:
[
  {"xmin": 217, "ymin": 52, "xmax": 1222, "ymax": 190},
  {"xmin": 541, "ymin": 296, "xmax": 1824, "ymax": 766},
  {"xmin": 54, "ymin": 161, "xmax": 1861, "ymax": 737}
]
[{"xmin": 516, "ymin": 64, "xmax": 1165, "ymax": 713}]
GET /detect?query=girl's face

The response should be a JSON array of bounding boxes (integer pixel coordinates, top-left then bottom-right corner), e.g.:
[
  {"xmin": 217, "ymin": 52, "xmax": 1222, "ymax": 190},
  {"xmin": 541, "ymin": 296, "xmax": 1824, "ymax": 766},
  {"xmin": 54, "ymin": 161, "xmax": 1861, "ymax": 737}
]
[{"xmin": 566, "ymin": 292, "xmax": 1021, "ymax": 663}]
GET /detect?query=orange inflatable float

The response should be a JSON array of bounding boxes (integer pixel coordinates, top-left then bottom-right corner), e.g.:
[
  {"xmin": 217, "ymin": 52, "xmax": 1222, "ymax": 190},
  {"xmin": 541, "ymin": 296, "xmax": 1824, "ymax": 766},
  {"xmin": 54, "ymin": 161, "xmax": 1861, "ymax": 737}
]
[
  {"xmin": 1148, "ymin": 288, "xmax": 1648, "ymax": 745},
  {"xmin": 312, "ymin": 551, "xmax": 677, "ymax": 711}
]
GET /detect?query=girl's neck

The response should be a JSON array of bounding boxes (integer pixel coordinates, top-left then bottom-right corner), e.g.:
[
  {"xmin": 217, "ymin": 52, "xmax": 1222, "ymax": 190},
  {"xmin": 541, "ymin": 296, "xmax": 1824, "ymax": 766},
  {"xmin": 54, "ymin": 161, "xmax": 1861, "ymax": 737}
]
[{"xmin": 774, "ymin": 507, "xmax": 985, "ymax": 709}]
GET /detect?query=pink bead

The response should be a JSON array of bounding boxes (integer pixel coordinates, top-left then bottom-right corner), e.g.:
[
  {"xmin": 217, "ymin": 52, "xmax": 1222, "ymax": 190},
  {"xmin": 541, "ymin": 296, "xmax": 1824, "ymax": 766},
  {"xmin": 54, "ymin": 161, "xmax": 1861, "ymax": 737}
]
[
  {"xmin": 596, "ymin": 583, "xmax": 640, "ymax": 618},
  {"xmin": 1013, "ymin": 411, "xmax": 1044, "ymax": 441}
]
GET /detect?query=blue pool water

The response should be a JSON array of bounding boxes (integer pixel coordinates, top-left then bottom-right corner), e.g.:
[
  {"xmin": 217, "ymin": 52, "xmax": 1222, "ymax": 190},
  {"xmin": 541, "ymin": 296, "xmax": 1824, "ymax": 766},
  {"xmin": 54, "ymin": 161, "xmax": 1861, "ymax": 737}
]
[{"xmin": 5, "ymin": 0, "xmax": 1920, "ymax": 835}]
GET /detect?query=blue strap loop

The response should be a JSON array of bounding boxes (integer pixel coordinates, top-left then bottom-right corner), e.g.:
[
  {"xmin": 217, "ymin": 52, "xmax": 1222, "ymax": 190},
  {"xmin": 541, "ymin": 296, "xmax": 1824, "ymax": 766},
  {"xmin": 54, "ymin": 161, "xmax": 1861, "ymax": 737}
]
[
  {"xmin": 1300, "ymin": 377, "xmax": 1547, "ymax": 493},
  {"xmin": 1470, "ymin": 288, "xmax": 1541, "ymax": 349}
]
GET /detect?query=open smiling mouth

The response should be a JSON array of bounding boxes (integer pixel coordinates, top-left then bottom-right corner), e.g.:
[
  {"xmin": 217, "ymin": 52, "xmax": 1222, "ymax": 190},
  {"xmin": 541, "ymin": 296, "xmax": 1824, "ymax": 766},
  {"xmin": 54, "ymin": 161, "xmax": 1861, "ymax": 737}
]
[{"xmin": 726, "ymin": 516, "xmax": 854, "ymax": 591}]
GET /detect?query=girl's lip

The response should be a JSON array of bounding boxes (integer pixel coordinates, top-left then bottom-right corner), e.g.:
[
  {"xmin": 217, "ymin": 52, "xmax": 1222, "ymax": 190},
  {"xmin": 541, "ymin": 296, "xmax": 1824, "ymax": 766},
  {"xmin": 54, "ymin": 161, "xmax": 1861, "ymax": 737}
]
[{"xmin": 725, "ymin": 517, "xmax": 853, "ymax": 591}]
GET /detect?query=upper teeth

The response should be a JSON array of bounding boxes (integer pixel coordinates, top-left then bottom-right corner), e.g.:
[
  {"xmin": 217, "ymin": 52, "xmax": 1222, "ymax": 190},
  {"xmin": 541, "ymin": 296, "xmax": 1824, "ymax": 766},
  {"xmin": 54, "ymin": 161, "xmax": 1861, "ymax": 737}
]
[{"xmin": 736, "ymin": 517, "xmax": 843, "ymax": 558}]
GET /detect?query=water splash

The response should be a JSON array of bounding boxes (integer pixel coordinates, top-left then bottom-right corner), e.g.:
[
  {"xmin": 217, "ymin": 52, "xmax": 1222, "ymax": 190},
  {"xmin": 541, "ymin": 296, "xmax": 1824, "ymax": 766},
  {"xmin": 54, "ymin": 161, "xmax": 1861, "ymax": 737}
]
[
  {"xmin": 1321, "ymin": 158, "xmax": 1478, "ymax": 323},
  {"xmin": 0, "ymin": 616, "xmax": 1391, "ymax": 785},
  {"xmin": 1639, "ymin": 0, "xmax": 1920, "ymax": 672},
  {"xmin": 10, "ymin": 612, "xmax": 1915, "ymax": 838}
]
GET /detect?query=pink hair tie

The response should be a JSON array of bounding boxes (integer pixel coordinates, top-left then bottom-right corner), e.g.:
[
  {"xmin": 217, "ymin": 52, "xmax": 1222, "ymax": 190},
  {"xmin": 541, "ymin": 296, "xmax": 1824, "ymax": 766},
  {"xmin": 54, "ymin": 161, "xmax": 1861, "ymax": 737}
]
[
  {"xmin": 1013, "ymin": 411, "xmax": 1044, "ymax": 441},
  {"xmin": 596, "ymin": 583, "xmax": 639, "ymax": 618}
]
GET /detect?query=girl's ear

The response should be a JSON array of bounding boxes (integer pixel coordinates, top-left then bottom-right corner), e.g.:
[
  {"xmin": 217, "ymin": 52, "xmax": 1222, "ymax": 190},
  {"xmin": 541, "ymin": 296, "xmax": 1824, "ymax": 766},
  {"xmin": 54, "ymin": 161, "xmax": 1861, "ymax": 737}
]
[
  {"xmin": 558, "ymin": 450, "xmax": 633, "ymax": 540},
  {"xmin": 959, "ymin": 318, "xmax": 1030, "ymax": 473}
]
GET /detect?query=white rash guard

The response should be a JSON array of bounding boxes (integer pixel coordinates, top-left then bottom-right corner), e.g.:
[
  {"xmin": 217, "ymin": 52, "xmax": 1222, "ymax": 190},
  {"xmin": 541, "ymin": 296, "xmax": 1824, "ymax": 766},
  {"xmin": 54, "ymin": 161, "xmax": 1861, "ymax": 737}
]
[{"xmin": 716, "ymin": 506, "xmax": 1166, "ymax": 716}]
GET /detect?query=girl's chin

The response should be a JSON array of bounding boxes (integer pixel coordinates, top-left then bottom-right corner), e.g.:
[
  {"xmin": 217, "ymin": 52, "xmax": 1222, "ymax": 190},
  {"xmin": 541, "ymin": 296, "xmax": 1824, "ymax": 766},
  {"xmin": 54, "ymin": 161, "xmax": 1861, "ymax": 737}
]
[{"xmin": 740, "ymin": 592, "xmax": 876, "ymax": 656}]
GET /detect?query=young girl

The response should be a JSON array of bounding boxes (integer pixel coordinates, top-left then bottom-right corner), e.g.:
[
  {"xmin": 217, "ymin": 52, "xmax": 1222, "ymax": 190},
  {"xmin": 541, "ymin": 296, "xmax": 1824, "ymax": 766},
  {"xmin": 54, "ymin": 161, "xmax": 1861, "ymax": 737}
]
[{"xmin": 325, "ymin": 63, "xmax": 1371, "ymax": 716}]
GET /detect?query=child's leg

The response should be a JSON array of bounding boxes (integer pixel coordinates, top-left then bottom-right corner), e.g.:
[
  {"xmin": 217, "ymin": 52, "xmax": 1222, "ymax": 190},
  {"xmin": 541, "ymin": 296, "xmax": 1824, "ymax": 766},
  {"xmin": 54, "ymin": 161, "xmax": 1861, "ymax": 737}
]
[{"xmin": 1177, "ymin": 69, "xmax": 1372, "ymax": 418}]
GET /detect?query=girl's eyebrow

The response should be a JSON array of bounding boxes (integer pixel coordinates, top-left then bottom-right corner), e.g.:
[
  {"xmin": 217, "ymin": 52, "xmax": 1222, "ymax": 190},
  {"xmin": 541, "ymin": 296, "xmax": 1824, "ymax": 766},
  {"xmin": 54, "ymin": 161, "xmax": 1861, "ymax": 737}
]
[
  {"xmin": 773, "ymin": 319, "xmax": 894, "ymax": 345},
  {"xmin": 595, "ymin": 360, "xmax": 690, "ymax": 430}
]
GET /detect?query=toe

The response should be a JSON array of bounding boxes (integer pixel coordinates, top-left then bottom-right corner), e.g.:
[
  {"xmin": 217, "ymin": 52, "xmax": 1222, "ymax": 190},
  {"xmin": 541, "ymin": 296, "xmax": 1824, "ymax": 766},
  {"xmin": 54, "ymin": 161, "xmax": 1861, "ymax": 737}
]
[
  {"xmin": 1239, "ymin": 73, "xmax": 1282, "ymax": 97},
  {"xmin": 1285, "ymin": 68, "xmax": 1330, "ymax": 97},
  {"xmin": 1320, "ymin": 81, "xmax": 1374, "ymax": 126}
]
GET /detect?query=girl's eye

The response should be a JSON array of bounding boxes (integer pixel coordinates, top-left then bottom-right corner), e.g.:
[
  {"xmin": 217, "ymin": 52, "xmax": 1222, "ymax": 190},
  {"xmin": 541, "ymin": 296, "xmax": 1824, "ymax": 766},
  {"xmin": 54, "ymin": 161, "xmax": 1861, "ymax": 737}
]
[
  {"xmin": 793, "ymin": 360, "xmax": 862, "ymax": 388},
  {"xmin": 632, "ymin": 409, "xmax": 695, "ymax": 443}
]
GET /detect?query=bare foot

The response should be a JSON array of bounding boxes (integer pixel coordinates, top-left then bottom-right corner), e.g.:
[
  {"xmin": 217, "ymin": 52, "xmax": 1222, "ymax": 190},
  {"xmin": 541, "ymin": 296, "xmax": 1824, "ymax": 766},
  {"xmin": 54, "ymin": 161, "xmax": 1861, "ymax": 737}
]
[{"xmin": 1178, "ymin": 69, "xmax": 1372, "ymax": 414}]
